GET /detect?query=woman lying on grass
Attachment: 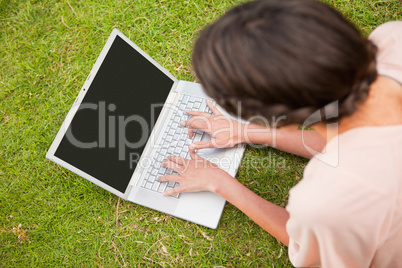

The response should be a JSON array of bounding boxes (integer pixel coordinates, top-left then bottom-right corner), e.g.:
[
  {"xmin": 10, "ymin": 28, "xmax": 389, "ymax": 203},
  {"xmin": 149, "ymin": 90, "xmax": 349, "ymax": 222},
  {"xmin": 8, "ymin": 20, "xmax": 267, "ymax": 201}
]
[{"xmin": 158, "ymin": 0, "xmax": 402, "ymax": 266}]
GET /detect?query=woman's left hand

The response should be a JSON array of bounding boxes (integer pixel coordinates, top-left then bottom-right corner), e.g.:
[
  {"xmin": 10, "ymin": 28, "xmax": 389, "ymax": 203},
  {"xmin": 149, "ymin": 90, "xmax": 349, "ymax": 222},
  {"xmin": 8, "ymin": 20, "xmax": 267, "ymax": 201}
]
[{"xmin": 158, "ymin": 150, "xmax": 231, "ymax": 196}]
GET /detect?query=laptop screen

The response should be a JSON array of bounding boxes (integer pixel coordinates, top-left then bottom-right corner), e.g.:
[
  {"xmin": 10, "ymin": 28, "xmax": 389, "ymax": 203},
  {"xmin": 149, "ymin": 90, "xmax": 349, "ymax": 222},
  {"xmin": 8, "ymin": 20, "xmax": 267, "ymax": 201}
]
[{"xmin": 54, "ymin": 35, "xmax": 174, "ymax": 193}]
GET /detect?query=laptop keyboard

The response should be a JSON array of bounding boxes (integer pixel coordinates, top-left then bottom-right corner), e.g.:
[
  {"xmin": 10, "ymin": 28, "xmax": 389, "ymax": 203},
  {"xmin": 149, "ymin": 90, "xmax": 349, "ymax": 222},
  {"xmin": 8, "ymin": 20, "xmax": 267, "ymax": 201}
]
[{"xmin": 140, "ymin": 94, "xmax": 213, "ymax": 198}]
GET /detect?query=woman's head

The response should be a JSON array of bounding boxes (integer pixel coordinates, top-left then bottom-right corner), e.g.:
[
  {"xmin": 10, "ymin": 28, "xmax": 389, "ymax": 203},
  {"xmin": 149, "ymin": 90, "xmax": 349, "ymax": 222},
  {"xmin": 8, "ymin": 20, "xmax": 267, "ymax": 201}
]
[{"xmin": 192, "ymin": 0, "xmax": 377, "ymax": 127}]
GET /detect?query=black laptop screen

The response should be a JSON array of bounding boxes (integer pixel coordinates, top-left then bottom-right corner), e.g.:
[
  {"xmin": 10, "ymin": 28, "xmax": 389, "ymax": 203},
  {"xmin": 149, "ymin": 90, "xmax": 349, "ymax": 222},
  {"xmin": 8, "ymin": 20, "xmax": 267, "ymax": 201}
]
[{"xmin": 54, "ymin": 35, "xmax": 174, "ymax": 193}]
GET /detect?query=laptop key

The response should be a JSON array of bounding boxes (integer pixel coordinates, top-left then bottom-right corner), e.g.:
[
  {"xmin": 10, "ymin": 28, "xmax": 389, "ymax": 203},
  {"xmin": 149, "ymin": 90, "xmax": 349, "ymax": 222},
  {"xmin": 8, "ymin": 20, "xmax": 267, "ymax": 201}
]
[
  {"xmin": 165, "ymin": 186, "xmax": 173, "ymax": 192},
  {"xmin": 193, "ymin": 101, "xmax": 201, "ymax": 109},
  {"xmin": 152, "ymin": 182, "xmax": 160, "ymax": 191},
  {"xmin": 141, "ymin": 179, "xmax": 147, "ymax": 187},
  {"xmin": 193, "ymin": 133, "xmax": 203, "ymax": 143},
  {"xmin": 158, "ymin": 182, "xmax": 167, "ymax": 193},
  {"xmin": 145, "ymin": 182, "xmax": 153, "ymax": 189},
  {"xmin": 158, "ymin": 167, "xmax": 167, "ymax": 175},
  {"xmin": 199, "ymin": 101, "xmax": 207, "ymax": 113},
  {"xmin": 174, "ymin": 147, "xmax": 181, "ymax": 154},
  {"xmin": 149, "ymin": 174, "xmax": 157, "ymax": 182},
  {"xmin": 150, "ymin": 168, "xmax": 158, "ymax": 176}
]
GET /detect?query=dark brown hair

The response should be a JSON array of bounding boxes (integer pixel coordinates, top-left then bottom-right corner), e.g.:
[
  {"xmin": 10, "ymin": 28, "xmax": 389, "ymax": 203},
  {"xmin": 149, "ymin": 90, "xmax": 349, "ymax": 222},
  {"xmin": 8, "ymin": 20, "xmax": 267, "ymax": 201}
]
[{"xmin": 192, "ymin": 0, "xmax": 377, "ymax": 127}]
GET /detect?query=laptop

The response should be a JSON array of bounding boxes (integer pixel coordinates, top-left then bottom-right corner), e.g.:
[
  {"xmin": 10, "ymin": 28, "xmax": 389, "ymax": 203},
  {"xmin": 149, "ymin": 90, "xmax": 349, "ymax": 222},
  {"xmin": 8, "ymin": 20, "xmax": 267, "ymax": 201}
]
[{"xmin": 46, "ymin": 29, "xmax": 245, "ymax": 229}]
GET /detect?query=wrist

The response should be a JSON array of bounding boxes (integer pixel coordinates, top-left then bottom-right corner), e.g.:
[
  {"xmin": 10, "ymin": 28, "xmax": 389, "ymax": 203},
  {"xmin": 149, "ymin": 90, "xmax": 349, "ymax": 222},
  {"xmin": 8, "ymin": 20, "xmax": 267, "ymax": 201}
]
[
  {"xmin": 243, "ymin": 123, "xmax": 272, "ymax": 145},
  {"xmin": 207, "ymin": 169, "xmax": 234, "ymax": 194}
]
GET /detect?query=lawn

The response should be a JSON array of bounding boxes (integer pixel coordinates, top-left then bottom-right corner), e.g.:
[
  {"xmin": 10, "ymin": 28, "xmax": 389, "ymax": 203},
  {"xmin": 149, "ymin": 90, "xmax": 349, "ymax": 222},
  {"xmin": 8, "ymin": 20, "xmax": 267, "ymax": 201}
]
[{"xmin": 1, "ymin": 0, "xmax": 401, "ymax": 267}]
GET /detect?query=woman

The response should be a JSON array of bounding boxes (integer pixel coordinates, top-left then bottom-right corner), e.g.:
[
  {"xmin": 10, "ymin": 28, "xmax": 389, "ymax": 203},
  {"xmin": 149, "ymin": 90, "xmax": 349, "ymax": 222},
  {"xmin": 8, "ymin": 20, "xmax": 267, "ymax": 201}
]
[{"xmin": 158, "ymin": 0, "xmax": 402, "ymax": 266}]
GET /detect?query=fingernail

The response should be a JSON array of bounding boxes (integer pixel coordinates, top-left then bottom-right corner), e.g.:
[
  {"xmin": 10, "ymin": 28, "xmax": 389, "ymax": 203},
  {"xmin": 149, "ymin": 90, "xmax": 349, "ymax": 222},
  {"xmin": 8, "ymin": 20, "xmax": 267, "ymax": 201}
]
[
  {"xmin": 189, "ymin": 144, "xmax": 195, "ymax": 149},
  {"xmin": 180, "ymin": 122, "xmax": 185, "ymax": 126}
]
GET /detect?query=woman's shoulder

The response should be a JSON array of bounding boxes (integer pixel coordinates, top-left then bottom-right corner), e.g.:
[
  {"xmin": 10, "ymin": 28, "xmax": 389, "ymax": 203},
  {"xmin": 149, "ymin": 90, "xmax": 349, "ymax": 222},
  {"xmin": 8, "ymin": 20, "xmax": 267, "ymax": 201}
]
[
  {"xmin": 369, "ymin": 21, "xmax": 402, "ymax": 85},
  {"xmin": 369, "ymin": 21, "xmax": 402, "ymax": 37},
  {"xmin": 307, "ymin": 126, "xmax": 402, "ymax": 183},
  {"xmin": 289, "ymin": 126, "xmax": 402, "ymax": 213}
]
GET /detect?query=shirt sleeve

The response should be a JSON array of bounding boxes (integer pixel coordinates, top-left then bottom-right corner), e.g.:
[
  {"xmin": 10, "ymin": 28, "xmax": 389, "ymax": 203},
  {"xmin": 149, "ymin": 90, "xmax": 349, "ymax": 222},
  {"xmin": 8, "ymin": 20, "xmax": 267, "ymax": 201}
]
[{"xmin": 285, "ymin": 162, "xmax": 392, "ymax": 268}]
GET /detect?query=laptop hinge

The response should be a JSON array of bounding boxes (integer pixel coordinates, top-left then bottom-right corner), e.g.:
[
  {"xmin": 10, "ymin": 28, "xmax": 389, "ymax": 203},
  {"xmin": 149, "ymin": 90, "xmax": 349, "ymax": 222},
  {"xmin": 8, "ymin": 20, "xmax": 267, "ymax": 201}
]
[
  {"xmin": 124, "ymin": 184, "xmax": 134, "ymax": 200},
  {"xmin": 172, "ymin": 80, "xmax": 182, "ymax": 93}
]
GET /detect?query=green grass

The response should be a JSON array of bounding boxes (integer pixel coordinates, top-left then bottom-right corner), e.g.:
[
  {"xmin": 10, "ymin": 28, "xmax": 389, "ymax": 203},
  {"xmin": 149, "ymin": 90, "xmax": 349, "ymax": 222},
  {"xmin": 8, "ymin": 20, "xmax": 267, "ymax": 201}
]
[{"xmin": 1, "ymin": 0, "xmax": 401, "ymax": 267}]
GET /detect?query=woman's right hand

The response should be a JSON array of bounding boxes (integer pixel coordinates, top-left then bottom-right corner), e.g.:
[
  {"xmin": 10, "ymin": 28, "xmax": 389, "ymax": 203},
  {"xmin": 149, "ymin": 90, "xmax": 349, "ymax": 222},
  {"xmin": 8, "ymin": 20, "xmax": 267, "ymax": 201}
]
[{"xmin": 181, "ymin": 100, "xmax": 247, "ymax": 150}]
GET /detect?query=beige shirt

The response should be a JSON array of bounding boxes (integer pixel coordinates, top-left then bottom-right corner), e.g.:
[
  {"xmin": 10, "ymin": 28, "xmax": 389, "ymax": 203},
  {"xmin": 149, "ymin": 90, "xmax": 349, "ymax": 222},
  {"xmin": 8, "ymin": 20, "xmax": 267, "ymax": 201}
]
[
  {"xmin": 369, "ymin": 21, "xmax": 402, "ymax": 85},
  {"xmin": 287, "ymin": 126, "xmax": 402, "ymax": 267},
  {"xmin": 286, "ymin": 21, "xmax": 402, "ymax": 267}
]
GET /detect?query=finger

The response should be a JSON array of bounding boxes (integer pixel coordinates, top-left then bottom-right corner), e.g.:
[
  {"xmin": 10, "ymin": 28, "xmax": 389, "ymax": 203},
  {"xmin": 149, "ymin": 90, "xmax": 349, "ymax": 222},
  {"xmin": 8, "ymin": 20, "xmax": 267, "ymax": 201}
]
[
  {"xmin": 183, "ymin": 117, "xmax": 203, "ymax": 138},
  {"xmin": 162, "ymin": 159, "xmax": 185, "ymax": 173},
  {"xmin": 189, "ymin": 149, "xmax": 198, "ymax": 160},
  {"xmin": 158, "ymin": 174, "xmax": 180, "ymax": 183},
  {"xmin": 206, "ymin": 99, "xmax": 222, "ymax": 115},
  {"xmin": 163, "ymin": 185, "xmax": 186, "ymax": 196},
  {"xmin": 185, "ymin": 110, "xmax": 210, "ymax": 117},
  {"xmin": 187, "ymin": 125, "xmax": 194, "ymax": 138},
  {"xmin": 181, "ymin": 113, "xmax": 210, "ymax": 127},
  {"xmin": 189, "ymin": 140, "xmax": 214, "ymax": 150},
  {"xmin": 186, "ymin": 116, "xmax": 212, "ymax": 135},
  {"xmin": 189, "ymin": 149, "xmax": 208, "ymax": 162},
  {"xmin": 185, "ymin": 118, "xmax": 203, "ymax": 138},
  {"xmin": 166, "ymin": 155, "xmax": 190, "ymax": 165},
  {"xmin": 184, "ymin": 115, "xmax": 210, "ymax": 128}
]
